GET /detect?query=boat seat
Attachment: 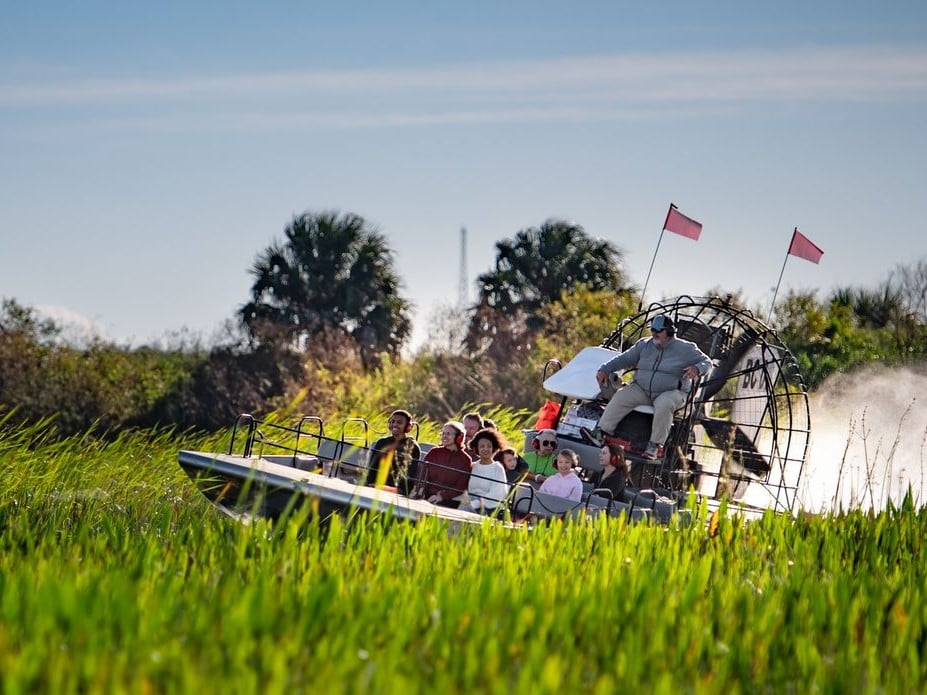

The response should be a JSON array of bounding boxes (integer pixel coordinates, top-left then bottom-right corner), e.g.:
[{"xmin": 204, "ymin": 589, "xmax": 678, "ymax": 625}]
[
  {"xmin": 530, "ymin": 491, "xmax": 584, "ymax": 519},
  {"xmin": 609, "ymin": 501, "xmax": 651, "ymax": 522},
  {"xmin": 316, "ymin": 439, "xmax": 369, "ymax": 482},
  {"xmin": 263, "ymin": 454, "xmax": 320, "ymax": 471},
  {"xmin": 510, "ymin": 483, "xmax": 535, "ymax": 517},
  {"xmin": 583, "ymin": 493, "xmax": 613, "ymax": 517},
  {"xmin": 623, "ymin": 489, "xmax": 680, "ymax": 524},
  {"xmin": 510, "ymin": 484, "xmax": 582, "ymax": 520},
  {"xmin": 510, "ymin": 484, "xmax": 660, "ymax": 523}
]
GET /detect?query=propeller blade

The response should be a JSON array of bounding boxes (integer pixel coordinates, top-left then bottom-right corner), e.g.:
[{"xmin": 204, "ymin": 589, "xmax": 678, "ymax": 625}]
[
  {"xmin": 699, "ymin": 417, "xmax": 769, "ymax": 475},
  {"xmin": 698, "ymin": 327, "xmax": 759, "ymax": 402}
]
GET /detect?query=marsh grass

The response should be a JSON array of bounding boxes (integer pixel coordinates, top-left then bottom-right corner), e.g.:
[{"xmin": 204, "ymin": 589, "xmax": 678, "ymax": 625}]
[
  {"xmin": 830, "ymin": 402, "xmax": 927, "ymax": 512},
  {"xmin": 2, "ymin": 421, "xmax": 925, "ymax": 692}
]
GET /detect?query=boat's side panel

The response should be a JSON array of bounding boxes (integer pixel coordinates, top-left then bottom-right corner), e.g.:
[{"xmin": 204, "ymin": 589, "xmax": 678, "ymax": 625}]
[{"xmin": 178, "ymin": 450, "xmax": 492, "ymax": 526}]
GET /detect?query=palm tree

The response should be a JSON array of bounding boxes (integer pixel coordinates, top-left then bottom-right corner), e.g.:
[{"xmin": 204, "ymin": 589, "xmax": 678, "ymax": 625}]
[
  {"xmin": 466, "ymin": 218, "xmax": 632, "ymax": 354},
  {"xmin": 889, "ymin": 258, "xmax": 927, "ymax": 324},
  {"xmin": 240, "ymin": 211, "xmax": 412, "ymax": 367},
  {"xmin": 830, "ymin": 285, "xmax": 906, "ymax": 329}
]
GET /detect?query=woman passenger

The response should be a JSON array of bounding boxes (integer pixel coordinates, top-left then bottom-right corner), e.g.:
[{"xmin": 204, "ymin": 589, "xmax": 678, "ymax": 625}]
[
  {"xmin": 593, "ymin": 443, "xmax": 630, "ymax": 502},
  {"xmin": 415, "ymin": 421, "xmax": 472, "ymax": 507},
  {"xmin": 465, "ymin": 428, "xmax": 509, "ymax": 515}
]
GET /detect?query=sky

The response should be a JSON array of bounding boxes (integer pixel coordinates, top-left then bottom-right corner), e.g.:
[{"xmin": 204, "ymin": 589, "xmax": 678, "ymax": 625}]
[{"xmin": 2, "ymin": 1, "xmax": 926, "ymax": 349}]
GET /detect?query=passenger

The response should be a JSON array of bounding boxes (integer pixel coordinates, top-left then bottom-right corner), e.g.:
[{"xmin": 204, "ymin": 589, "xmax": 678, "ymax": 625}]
[
  {"xmin": 583, "ymin": 314, "xmax": 711, "ymax": 460},
  {"xmin": 465, "ymin": 428, "xmax": 509, "ymax": 515},
  {"xmin": 414, "ymin": 421, "xmax": 472, "ymax": 507},
  {"xmin": 498, "ymin": 446, "xmax": 530, "ymax": 485},
  {"xmin": 538, "ymin": 449, "xmax": 583, "ymax": 502},
  {"xmin": 522, "ymin": 429, "xmax": 560, "ymax": 484},
  {"xmin": 593, "ymin": 444, "xmax": 631, "ymax": 501},
  {"xmin": 462, "ymin": 411, "xmax": 484, "ymax": 459},
  {"xmin": 363, "ymin": 409, "xmax": 421, "ymax": 495}
]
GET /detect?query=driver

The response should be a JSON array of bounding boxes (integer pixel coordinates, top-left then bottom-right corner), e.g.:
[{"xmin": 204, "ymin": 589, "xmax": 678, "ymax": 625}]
[{"xmin": 584, "ymin": 314, "xmax": 711, "ymax": 459}]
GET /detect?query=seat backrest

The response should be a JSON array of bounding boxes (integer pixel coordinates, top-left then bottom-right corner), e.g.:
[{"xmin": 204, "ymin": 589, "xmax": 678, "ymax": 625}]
[
  {"xmin": 316, "ymin": 439, "xmax": 342, "ymax": 463},
  {"xmin": 262, "ymin": 454, "xmax": 320, "ymax": 471},
  {"xmin": 609, "ymin": 500, "xmax": 652, "ymax": 522},
  {"xmin": 651, "ymin": 497, "xmax": 678, "ymax": 524},
  {"xmin": 509, "ymin": 484, "xmax": 583, "ymax": 519},
  {"xmin": 528, "ymin": 491, "xmax": 583, "ymax": 519},
  {"xmin": 337, "ymin": 444, "xmax": 371, "ymax": 480},
  {"xmin": 316, "ymin": 439, "xmax": 370, "ymax": 481},
  {"xmin": 584, "ymin": 493, "xmax": 613, "ymax": 514},
  {"xmin": 619, "ymin": 487, "xmax": 678, "ymax": 522},
  {"xmin": 510, "ymin": 484, "xmax": 535, "ymax": 517}
]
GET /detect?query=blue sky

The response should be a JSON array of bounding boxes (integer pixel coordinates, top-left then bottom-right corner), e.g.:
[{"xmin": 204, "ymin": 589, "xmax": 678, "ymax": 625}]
[{"xmin": 2, "ymin": 2, "xmax": 926, "ymax": 348}]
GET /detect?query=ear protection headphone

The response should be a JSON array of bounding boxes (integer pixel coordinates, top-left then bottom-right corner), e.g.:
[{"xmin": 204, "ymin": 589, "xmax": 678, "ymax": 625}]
[
  {"xmin": 532, "ymin": 436, "xmax": 558, "ymax": 452},
  {"xmin": 446, "ymin": 421, "xmax": 466, "ymax": 447},
  {"xmin": 390, "ymin": 410, "xmax": 414, "ymax": 434},
  {"xmin": 606, "ymin": 444, "xmax": 625, "ymax": 469},
  {"xmin": 650, "ymin": 314, "xmax": 676, "ymax": 336}
]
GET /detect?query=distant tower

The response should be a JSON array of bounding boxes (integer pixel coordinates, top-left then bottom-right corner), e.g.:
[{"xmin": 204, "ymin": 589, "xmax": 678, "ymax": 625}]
[{"xmin": 458, "ymin": 226, "xmax": 468, "ymax": 308}]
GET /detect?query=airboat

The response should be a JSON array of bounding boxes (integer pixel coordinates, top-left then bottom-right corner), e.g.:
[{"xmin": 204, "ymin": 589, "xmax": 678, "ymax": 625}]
[{"xmin": 178, "ymin": 296, "xmax": 810, "ymax": 526}]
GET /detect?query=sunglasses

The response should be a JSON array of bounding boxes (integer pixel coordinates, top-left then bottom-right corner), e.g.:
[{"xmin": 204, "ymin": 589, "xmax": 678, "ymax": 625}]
[{"xmin": 539, "ymin": 439, "xmax": 557, "ymax": 447}]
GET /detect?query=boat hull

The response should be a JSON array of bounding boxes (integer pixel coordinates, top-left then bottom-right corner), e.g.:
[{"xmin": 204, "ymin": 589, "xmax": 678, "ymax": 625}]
[{"xmin": 178, "ymin": 450, "xmax": 497, "ymax": 527}]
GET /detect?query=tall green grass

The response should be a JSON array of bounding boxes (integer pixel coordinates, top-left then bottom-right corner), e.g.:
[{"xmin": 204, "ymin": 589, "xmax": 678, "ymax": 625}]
[{"xmin": 1, "ymin": 421, "xmax": 925, "ymax": 692}]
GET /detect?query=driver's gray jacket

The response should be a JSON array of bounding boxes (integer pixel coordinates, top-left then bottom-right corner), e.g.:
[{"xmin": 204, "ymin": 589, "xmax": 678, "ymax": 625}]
[{"xmin": 598, "ymin": 337, "xmax": 711, "ymax": 398}]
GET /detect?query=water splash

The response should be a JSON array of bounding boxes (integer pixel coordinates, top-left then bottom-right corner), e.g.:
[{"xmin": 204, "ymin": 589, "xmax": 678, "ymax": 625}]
[{"xmin": 799, "ymin": 364, "xmax": 927, "ymax": 512}]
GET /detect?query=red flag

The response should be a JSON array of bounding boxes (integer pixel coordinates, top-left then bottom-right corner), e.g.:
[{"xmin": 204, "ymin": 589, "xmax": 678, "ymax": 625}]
[
  {"xmin": 788, "ymin": 228, "xmax": 823, "ymax": 264},
  {"xmin": 663, "ymin": 204, "xmax": 702, "ymax": 240}
]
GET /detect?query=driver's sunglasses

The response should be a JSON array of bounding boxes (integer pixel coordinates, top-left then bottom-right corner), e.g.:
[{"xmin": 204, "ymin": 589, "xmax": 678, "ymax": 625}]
[{"xmin": 539, "ymin": 439, "xmax": 557, "ymax": 447}]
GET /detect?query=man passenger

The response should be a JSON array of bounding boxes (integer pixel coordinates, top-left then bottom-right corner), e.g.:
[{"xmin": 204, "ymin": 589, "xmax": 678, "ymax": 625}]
[
  {"xmin": 462, "ymin": 411, "xmax": 484, "ymax": 459},
  {"xmin": 363, "ymin": 409, "xmax": 422, "ymax": 495}
]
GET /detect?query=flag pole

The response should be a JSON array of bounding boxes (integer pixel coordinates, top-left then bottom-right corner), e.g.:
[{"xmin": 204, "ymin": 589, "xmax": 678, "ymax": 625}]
[
  {"xmin": 766, "ymin": 228, "xmax": 797, "ymax": 323},
  {"xmin": 639, "ymin": 229, "xmax": 665, "ymax": 311},
  {"xmin": 639, "ymin": 204, "xmax": 675, "ymax": 311}
]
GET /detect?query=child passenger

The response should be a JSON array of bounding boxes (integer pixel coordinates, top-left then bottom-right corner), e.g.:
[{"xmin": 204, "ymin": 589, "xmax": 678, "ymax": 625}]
[
  {"xmin": 538, "ymin": 449, "xmax": 583, "ymax": 502},
  {"xmin": 498, "ymin": 447, "xmax": 529, "ymax": 485}
]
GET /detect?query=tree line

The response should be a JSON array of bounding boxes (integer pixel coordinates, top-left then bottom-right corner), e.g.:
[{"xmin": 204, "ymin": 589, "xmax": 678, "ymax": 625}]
[{"xmin": 2, "ymin": 210, "xmax": 925, "ymax": 437}]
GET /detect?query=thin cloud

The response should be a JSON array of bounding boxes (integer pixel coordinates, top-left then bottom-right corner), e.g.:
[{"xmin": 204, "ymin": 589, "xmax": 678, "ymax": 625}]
[
  {"xmin": 2, "ymin": 45, "xmax": 925, "ymax": 132},
  {"xmin": 8, "ymin": 103, "xmax": 741, "ymax": 138},
  {"xmin": 4, "ymin": 46, "xmax": 926, "ymax": 104}
]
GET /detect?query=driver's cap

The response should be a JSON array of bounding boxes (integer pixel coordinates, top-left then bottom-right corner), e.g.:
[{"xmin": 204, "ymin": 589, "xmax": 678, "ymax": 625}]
[{"xmin": 651, "ymin": 314, "xmax": 675, "ymax": 333}]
